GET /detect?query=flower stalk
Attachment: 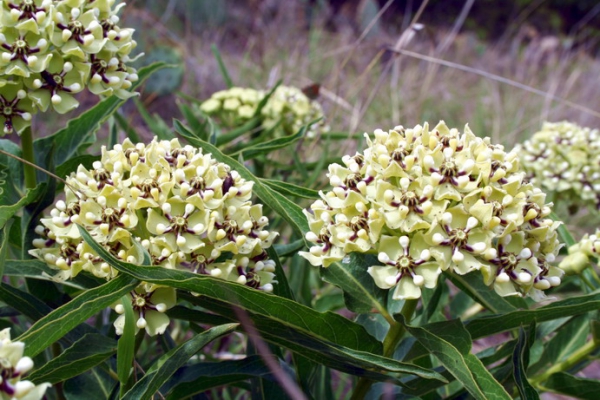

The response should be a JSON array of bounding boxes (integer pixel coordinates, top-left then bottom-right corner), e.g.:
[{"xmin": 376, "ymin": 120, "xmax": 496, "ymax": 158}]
[
  {"xmin": 21, "ymin": 125, "xmax": 36, "ymax": 189},
  {"xmin": 350, "ymin": 299, "xmax": 419, "ymax": 400}
]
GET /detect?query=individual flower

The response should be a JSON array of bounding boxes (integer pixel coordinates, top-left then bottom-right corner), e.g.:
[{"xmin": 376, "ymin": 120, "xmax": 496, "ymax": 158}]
[
  {"xmin": 301, "ymin": 121, "xmax": 563, "ymax": 299},
  {"xmin": 515, "ymin": 121, "xmax": 600, "ymax": 213},
  {"xmin": 0, "ymin": 328, "xmax": 50, "ymax": 400},
  {"xmin": 30, "ymin": 136, "xmax": 279, "ymax": 335},
  {"xmin": 113, "ymin": 286, "xmax": 176, "ymax": 336}
]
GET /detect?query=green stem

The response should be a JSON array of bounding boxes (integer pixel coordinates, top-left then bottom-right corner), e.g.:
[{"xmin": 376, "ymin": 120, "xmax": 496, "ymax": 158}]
[
  {"xmin": 587, "ymin": 266, "xmax": 600, "ymax": 286},
  {"xmin": 530, "ymin": 338, "xmax": 599, "ymax": 387},
  {"xmin": 579, "ymin": 272, "xmax": 596, "ymax": 292},
  {"xmin": 21, "ymin": 126, "xmax": 36, "ymax": 189},
  {"xmin": 350, "ymin": 299, "xmax": 419, "ymax": 400}
]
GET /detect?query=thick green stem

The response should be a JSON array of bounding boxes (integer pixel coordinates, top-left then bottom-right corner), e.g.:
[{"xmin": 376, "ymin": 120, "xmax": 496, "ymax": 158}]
[
  {"xmin": 531, "ymin": 338, "xmax": 598, "ymax": 387},
  {"xmin": 350, "ymin": 299, "xmax": 419, "ymax": 400},
  {"xmin": 21, "ymin": 126, "xmax": 36, "ymax": 189}
]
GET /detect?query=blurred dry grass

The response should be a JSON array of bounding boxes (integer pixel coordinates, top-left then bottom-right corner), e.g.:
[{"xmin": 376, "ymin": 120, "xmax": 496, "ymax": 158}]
[{"xmin": 126, "ymin": 1, "xmax": 600, "ymax": 151}]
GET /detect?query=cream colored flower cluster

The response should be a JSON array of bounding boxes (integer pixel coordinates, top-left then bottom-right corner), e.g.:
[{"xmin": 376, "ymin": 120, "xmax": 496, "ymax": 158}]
[
  {"xmin": 200, "ymin": 85, "xmax": 329, "ymax": 139},
  {"xmin": 30, "ymin": 137, "xmax": 278, "ymax": 336},
  {"xmin": 0, "ymin": 328, "xmax": 49, "ymax": 400},
  {"xmin": 559, "ymin": 230, "xmax": 600, "ymax": 275},
  {"xmin": 0, "ymin": 0, "xmax": 139, "ymax": 135},
  {"xmin": 516, "ymin": 121, "xmax": 600, "ymax": 212},
  {"xmin": 301, "ymin": 121, "xmax": 563, "ymax": 300}
]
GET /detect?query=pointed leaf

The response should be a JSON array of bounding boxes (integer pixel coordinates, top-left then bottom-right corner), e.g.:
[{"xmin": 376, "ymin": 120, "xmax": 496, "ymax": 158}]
[
  {"xmin": 0, "ymin": 219, "xmax": 11, "ymax": 278},
  {"xmin": 320, "ymin": 254, "xmax": 388, "ymax": 315},
  {"xmin": 117, "ymin": 295, "xmax": 136, "ymax": 396},
  {"xmin": 122, "ymin": 323, "xmax": 239, "ymax": 400},
  {"xmin": 0, "ymin": 184, "xmax": 44, "ymax": 230},
  {"xmin": 399, "ymin": 316, "xmax": 511, "ymax": 400},
  {"xmin": 512, "ymin": 326, "xmax": 539, "ymax": 400},
  {"xmin": 544, "ymin": 372, "xmax": 600, "ymax": 400},
  {"xmin": 163, "ymin": 356, "xmax": 272, "ymax": 399},
  {"xmin": 260, "ymin": 178, "xmax": 319, "ymax": 199},
  {"xmin": 17, "ymin": 275, "xmax": 139, "ymax": 357},
  {"xmin": 466, "ymin": 292, "xmax": 600, "ymax": 340},
  {"xmin": 29, "ymin": 334, "xmax": 116, "ymax": 384},
  {"xmin": 79, "ymin": 226, "xmax": 444, "ymax": 383},
  {"xmin": 232, "ymin": 126, "xmax": 306, "ymax": 160}
]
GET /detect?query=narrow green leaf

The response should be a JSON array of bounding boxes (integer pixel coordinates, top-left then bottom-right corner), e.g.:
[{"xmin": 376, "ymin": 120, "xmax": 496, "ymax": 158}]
[
  {"xmin": 108, "ymin": 116, "xmax": 119, "ymax": 149},
  {"xmin": 117, "ymin": 295, "xmax": 136, "ymax": 396},
  {"xmin": 113, "ymin": 112, "xmax": 141, "ymax": 143},
  {"xmin": 34, "ymin": 62, "xmax": 168, "ymax": 167},
  {"xmin": 260, "ymin": 178, "xmax": 319, "ymax": 199},
  {"xmin": 0, "ymin": 139, "xmax": 23, "ymax": 195},
  {"xmin": 174, "ymin": 120, "xmax": 310, "ymax": 238},
  {"xmin": 211, "ymin": 44, "xmax": 233, "ymax": 88},
  {"xmin": 466, "ymin": 292, "xmax": 600, "ymax": 340},
  {"xmin": 63, "ymin": 371, "xmax": 113, "ymax": 400},
  {"xmin": 55, "ymin": 155, "xmax": 99, "ymax": 182},
  {"xmin": 512, "ymin": 326, "xmax": 539, "ymax": 400},
  {"xmin": 544, "ymin": 372, "xmax": 600, "ymax": 400},
  {"xmin": 79, "ymin": 226, "xmax": 444, "ymax": 383},
  {"xmin": 177, "ymin": 100, "xmax": 205, "ymax": 138},
  {"xmin": 320, "ymin": 254, "xmax": 388, "ymax": 315},
  {"xmin": 17, "ymin": 275, "xmax": 139, "ymax": 357},
  {"xmin": 122, "ymin": 323, "xmax": 239, "ymax": 400},
  {"xmin": 232, "ymin": 126, "xmax": 306, "ymax": 160},
  {"xmin": 134, "ymin": 98, "xmax": 174, "ymax": 140},
  {"xmin": 0, "ymin": 219, "xmax": 12, "ymax": 278},
  {"xmin": 214, "ymin": 116, "xmax": 261, "ymax": 146},
  {"xmin": 400, "ymin": 316, "xmax": 512, "ymax": 400},
  {"xmin": 552, "ymin": 212, "xmax": 575, "ymax": 248},
  {"xmin": 266, "ymin": 246, "xmax": 294, "ymax": 300},
  {"xmin": 529, "ymin": 315, "xmax": 589, "ymax": 375},
  {"xmin": 3, "ymin": 259, "xmax": 98, "ymax": 290},
  {"xmin": 0, "ymin": 184, "xmax": 44, "ymax": 230},
  {"xmin": 0, "ymin": 283, "xmax": 98, "ymax": 347},
  {"xmin": 28, "ymin": 334, "xmax": 116, "ymax": 384},
  {"xmin": 273, "ymin": 239, "xmax": 304, "ymax": 257},
  {"xmin": 445, "ymin": 271, "xmax": 525, "ymax": 314},
  {"xmin": 163, "ymin": 356, "xmax": 272, "ymax": 399}
]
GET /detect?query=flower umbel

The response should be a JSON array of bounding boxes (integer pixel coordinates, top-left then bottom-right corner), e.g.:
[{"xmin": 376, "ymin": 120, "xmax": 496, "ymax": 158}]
[
  {"xmin": 30, "ymin": 136, "xmax": 279, "ymax": 335},
  {"xmin": 0, "ymin": 0, "xmax": 139, "ymax": 135},
  {"xmin": 301, "ymin": 121, "xmax": 563, "ymax": 299}
]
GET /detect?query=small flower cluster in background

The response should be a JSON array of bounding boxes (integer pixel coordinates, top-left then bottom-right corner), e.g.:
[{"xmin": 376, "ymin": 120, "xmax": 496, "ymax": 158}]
[
  {"xmin": 516, "ymin": 121, "xmax": 600, "ymax": 213},
  {"xmin": 301, "ymin": 121, "xmax": 563, "ymax": 300},
  {"xmin": 0, "ymin": 0, "xmax": 139, "ymax": 135},
  {"xmin": 0, "ymin": 328, "xmax": 49, "ymax": 400},
  {"xmin": 30, "ymin": 137, "xmax": 278, "ymax": 335},
  {"xmin": 200, "ymin": 85, "xmax": 329, "ymax": 139},
  {"xmin": 559, "ymin": 229, "xmax": 600, "ymax": 275}
]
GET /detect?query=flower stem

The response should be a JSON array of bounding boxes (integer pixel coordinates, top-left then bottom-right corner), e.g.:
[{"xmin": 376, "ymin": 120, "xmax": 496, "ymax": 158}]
[
  {"xmin": 530, "ymin": 338, "xmax": 598, "ymax": 387},
  {"xmin": 21, "ymin": 126, "xmax": 37, "ymax": 189},
  {"xmin": 350, "ymin": 299, "xmax": 419, "ymax": 400}
]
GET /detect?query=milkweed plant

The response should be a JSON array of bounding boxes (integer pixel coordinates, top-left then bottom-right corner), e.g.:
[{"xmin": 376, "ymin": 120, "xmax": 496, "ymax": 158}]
[{"xmin": 0, "ymin": 3, "xmax": 599, "ymax": 400}]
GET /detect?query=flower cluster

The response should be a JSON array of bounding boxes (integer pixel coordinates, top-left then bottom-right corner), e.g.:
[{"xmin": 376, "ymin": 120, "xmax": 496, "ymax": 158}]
[
  {"xmin": 200, "ymin": 85, "xmax": 329, "ymax": 139},
  {"xmin": 30, "ymin": 137, "xmax": 278, "ymax": 336},
  {"xmin": 559, "ymin": 230, "xmax": 600, "ymax": 275},
  {"xmin": 301, "ymin": 121, "xmax": 563, "ymax": 300},
  {"xmin": 0, "ymin": 328, "xmax": 50, "ymax": 400},
  {"xmin": 0, "ymin": 0, "xmax": 139, "ymax": 135},
  {"xmin": 516, "ymin": 121, "xmax": 600, "ymax": 213}
]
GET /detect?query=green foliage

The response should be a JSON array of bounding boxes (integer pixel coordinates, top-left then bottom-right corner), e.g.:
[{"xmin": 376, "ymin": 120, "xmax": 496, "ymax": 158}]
[{"xmin": 2, "ymin": 17, "xmax": 600, "ymax": 400}]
